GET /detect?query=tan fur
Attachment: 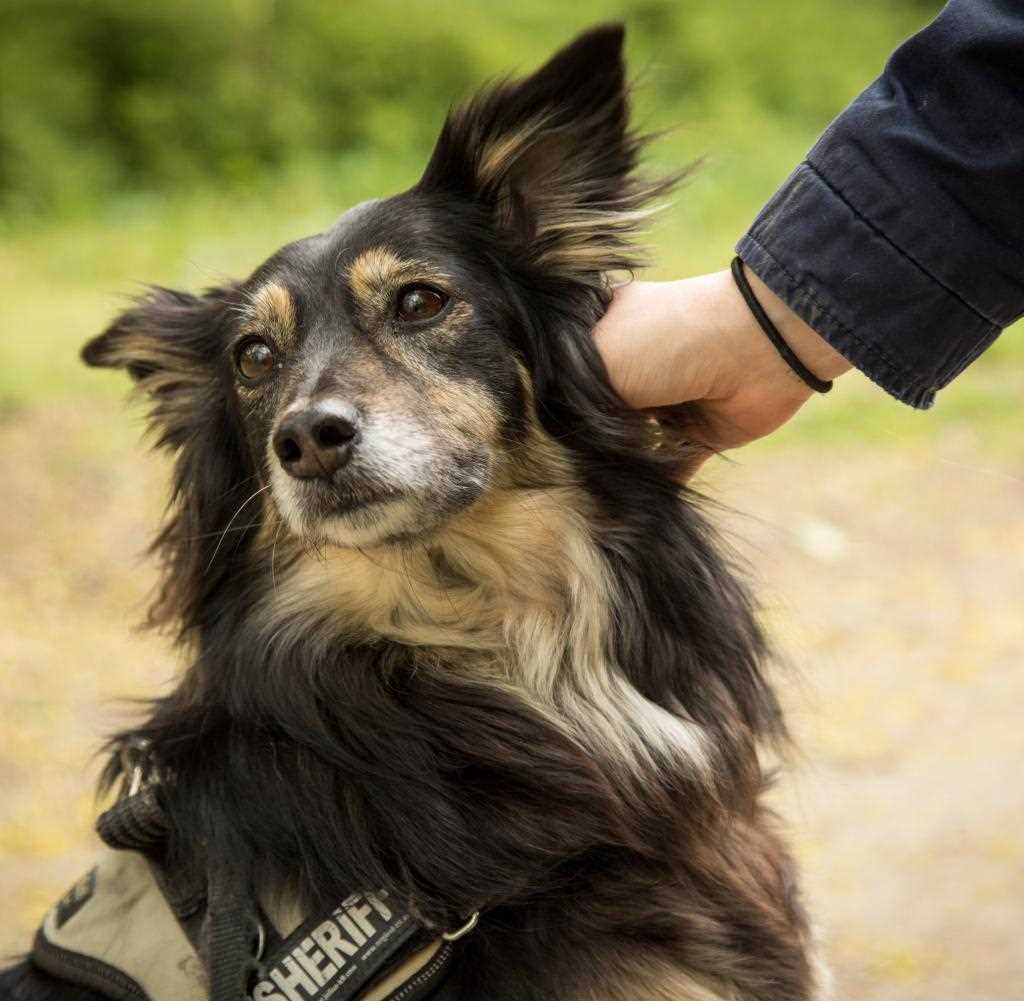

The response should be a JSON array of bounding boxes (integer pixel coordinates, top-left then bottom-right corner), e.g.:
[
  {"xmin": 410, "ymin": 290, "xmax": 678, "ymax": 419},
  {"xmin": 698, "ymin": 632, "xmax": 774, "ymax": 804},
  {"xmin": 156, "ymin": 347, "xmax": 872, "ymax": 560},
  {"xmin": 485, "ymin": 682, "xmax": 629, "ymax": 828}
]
[
  {"xmin": 106, "ymin": 334, "xmax": 207, "ymax": 391},
  {"xmin": 442, "ymin": 94, "xmax": 675, "ymax": 276},
  {"xmin": 373, "ymin": 295, "xmax": 478, "ymax": 392},
  {"xmin": 595, "ymin": 935, "xmax": 830, "ymax": 1001},
  {"xmin": 347, "ymin": 246, "xmax": 457, "ymax": 318},
  {"xmin": 424, "ymin": 377, "xmax": 502, "ymax": 449},
  {"xmin": 241, "ymin": 282, "xmax": 297, "ymax": 340},
  {"xmin": 106, "ymin": 334, "xmax": 213, "ymax": 443},
  {"xmin": 348, "ymin": 246, "xmax": 405, "ymax": 312},
  {"xmin": 596, "ymin": 962, "xmax": 739, "ymax": 1001},
  {"xmin": 476, "ymin": 116, "xmax": 550, "ymax": 188}
]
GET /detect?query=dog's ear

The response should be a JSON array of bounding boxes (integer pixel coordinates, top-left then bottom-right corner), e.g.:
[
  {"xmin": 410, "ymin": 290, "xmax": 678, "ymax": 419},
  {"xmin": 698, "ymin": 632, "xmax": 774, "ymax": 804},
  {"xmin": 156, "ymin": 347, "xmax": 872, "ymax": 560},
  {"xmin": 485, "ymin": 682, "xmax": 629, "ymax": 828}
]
[
  {"xmin": 417, "ymin": 24, "xmax": 667, "ymax": 279},
  {"xmin": 82, "ymin": 286, "xmax": 233, "ymax": 447},
  {"xmin": 83, "ymin": 287, "xmax": 256, "ymax": 639}
]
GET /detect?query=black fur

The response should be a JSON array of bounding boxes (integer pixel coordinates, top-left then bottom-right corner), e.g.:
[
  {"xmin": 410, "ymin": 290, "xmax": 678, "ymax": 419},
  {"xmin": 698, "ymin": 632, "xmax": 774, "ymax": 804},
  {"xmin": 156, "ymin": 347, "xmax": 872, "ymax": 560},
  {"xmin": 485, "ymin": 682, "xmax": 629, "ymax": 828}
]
[{"xmin": 3, "ymin": 26, "xmax": 818, "ymax": 1001}]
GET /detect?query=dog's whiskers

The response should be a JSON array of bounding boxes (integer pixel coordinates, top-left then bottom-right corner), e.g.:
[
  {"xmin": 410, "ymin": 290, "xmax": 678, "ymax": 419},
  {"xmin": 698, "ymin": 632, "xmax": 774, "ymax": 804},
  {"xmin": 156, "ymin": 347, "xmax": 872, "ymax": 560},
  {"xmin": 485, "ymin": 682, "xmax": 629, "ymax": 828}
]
[
  {"xmin": 184, "ymin": 521, "xmax": 263, "ymax": 542},
  {"xmin": 270, "ymin": 520, "xmax": 286, "ymax": 594},
  {"xmin": 204, "ymin": 483, "xmax": 272, "ymax": 573}
]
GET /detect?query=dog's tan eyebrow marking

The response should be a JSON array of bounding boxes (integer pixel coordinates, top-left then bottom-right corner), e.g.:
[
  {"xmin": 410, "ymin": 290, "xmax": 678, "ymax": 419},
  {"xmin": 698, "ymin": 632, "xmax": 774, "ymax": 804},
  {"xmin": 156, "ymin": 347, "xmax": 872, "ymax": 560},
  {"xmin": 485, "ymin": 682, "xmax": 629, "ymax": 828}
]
[
  {"xmin": 346, "ymin": 246, "xmax": 455, "ymax": 316},
  {"xmin": 242, "ymin": 282, "xmax": 297, "ymax": 334},
  {"xmin": 348, "ymin": 247, "xmax": 405, "ymax": 305}
]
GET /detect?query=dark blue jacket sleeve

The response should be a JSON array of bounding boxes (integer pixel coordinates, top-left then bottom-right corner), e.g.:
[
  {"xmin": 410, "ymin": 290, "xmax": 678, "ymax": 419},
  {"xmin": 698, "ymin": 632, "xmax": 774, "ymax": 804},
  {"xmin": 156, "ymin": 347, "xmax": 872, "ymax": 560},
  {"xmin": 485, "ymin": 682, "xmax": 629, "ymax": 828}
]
[{"xmin": 736, "ymin": 0, "xmax": 1024, "ymax": 408}]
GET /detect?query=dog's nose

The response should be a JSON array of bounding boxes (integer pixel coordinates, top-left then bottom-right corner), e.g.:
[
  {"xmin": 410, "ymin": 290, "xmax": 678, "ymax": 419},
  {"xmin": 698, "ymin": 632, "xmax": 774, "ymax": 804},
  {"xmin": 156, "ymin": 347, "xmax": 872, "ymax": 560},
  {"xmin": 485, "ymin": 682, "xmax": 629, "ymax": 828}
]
[{"xmin": 273, "ymin": 403, "xmax": 360, "ymax": 480}]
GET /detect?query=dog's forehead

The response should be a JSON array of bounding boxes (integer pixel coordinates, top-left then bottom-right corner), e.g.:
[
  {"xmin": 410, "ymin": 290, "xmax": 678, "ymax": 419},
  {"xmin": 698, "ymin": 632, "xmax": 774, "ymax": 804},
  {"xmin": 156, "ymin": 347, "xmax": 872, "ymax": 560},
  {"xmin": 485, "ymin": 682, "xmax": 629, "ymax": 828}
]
[
  {"xmin": 241, "ymin": 194, "xmax": 497, "ymax": 345},
  {"xmin": 262, "ymin": 196, "xmax": 441, "ymax": 286},
  {"xmin": 324, "ymin": 198, "xmax": 396, "ymax": 263}
]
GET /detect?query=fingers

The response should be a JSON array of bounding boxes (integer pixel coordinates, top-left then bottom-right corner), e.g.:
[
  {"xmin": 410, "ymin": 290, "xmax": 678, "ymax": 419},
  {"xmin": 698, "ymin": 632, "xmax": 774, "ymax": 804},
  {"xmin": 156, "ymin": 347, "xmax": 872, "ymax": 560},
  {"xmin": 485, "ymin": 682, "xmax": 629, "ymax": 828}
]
[
  {"xmin": 593, "ymin": 269, "xmax": 843, "ymax": 464},
  {"xmin": 645, "ymin": 405, "xmax": 718, "ymax": 483},
  {"xmin": 594, "ymin": 279, "xmax": 720, "ymax": 410}
]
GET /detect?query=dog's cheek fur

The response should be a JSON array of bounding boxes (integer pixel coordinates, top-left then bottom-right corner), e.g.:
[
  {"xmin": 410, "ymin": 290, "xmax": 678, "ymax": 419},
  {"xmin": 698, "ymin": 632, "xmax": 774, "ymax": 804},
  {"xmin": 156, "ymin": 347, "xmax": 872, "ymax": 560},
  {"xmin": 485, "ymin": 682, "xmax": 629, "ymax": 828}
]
[{"xmin": 82, "ymin": 286, "xmax": 257, "ymax": 639}]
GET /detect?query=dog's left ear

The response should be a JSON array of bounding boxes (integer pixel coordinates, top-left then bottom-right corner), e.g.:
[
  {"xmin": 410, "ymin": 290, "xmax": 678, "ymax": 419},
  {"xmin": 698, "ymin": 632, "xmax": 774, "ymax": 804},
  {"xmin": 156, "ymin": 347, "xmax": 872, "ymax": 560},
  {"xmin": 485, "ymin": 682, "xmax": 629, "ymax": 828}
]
[
  {"xmin": 82, "ymin": 286, "xmax": 256, "ymax": 638},
  {"xmin": 418, "ymin": 24, "xmax": 665, "ymax": 280},
  {"xmin": 82, "ymin": 284, "xmax": 244, "ymax": 453},
  {"xmin": 82, "ymin": 285, "xmax": 230, "ymax": 382}
]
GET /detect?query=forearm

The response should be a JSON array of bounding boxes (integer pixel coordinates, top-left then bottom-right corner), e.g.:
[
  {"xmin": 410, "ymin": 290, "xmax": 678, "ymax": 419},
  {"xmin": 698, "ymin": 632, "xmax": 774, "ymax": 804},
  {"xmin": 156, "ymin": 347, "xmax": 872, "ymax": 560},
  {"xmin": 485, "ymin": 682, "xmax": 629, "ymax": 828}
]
[{"xmin": 738, "ymin": 0, "xmax": 1024, "ymax": 408}]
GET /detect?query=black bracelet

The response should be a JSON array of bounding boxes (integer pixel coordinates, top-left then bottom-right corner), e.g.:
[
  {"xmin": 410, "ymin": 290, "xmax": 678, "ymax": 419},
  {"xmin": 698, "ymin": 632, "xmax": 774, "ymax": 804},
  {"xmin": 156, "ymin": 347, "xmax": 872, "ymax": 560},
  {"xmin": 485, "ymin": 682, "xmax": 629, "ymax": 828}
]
[{"xmin": 730, "ymin": 257, "xmax": 833, "ymax": 394}]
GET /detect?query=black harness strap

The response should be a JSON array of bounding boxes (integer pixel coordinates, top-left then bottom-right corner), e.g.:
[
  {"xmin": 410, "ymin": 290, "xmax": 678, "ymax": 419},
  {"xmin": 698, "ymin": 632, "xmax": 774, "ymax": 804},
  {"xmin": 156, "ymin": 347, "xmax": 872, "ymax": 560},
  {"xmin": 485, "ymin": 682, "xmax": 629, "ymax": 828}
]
[
  {"xmin": 95, "ymin": 785, "xmax": 168, "ymax": 853},
  {"xmin": 205, "ymin": 850, "xmax": 258, "ymax": 1001}
]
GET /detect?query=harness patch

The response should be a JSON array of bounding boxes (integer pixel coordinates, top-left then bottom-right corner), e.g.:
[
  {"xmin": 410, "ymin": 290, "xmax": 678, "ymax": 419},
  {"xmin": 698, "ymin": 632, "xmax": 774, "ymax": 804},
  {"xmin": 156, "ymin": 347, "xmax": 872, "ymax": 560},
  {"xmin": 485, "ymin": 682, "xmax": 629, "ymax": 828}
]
[
  {"xmin": 32, "ymin": 849, "xmax": 206, "ymax": 1001},
  {"xmin": 55, "ymin": 866, "xmax": 98, "ymax": 928},
  {"xmin": 33, "ymin": 851, "xmax": 450, "ymax": 1001},
  {"xmin": 250, "ymin": 891, "xmax": 419, "ymax": 1001}
]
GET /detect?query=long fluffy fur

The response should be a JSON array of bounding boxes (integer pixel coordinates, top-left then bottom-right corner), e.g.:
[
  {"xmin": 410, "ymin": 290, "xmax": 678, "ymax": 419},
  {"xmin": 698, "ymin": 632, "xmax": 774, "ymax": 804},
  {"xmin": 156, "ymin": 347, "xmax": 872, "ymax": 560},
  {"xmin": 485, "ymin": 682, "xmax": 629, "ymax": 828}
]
[{"xmin": 2, "ymin": 25, "xmax": 822, "ymax": 1001}]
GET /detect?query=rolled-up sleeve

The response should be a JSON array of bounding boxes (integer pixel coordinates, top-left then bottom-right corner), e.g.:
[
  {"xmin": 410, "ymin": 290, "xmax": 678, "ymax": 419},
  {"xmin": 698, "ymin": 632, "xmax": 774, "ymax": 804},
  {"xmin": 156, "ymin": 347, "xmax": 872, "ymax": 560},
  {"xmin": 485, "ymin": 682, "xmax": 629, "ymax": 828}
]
[{"xmin": 736, "ymin": 0, "xmax": 1024, "ymax": 408}]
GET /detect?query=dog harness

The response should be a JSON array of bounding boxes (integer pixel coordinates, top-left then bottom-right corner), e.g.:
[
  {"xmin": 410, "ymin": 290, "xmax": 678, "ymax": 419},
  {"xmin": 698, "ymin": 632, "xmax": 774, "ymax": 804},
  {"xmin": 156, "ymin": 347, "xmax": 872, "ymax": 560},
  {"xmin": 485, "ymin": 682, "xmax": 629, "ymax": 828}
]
[{"xmin": 31, "ymin": 745, "xmax": 474, "ymax": 1001}]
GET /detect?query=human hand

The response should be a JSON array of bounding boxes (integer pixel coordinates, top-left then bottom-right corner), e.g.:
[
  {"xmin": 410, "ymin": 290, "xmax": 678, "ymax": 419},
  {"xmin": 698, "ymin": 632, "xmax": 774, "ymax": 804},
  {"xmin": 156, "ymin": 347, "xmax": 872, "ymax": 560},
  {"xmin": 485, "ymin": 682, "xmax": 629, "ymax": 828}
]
[{"xmin": 593, "ymin": 266, "xmax": 851, "ymax": 461}]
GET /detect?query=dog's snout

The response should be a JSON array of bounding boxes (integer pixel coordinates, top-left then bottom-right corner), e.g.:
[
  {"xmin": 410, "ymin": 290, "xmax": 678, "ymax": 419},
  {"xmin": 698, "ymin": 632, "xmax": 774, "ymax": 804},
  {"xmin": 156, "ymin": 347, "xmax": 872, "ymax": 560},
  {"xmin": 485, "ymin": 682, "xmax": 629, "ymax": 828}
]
[{"xmin": 273, "ymin": 402, "xmax": 360, "ymax": 480}]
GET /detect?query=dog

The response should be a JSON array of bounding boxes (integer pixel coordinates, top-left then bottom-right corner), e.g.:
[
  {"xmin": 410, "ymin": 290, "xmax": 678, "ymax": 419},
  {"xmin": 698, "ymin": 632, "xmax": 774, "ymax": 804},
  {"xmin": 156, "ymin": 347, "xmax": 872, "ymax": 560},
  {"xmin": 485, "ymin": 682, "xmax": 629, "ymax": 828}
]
[{"xmin": 1, "ymin": 25, "xmax": 825, "ymax": 1001}]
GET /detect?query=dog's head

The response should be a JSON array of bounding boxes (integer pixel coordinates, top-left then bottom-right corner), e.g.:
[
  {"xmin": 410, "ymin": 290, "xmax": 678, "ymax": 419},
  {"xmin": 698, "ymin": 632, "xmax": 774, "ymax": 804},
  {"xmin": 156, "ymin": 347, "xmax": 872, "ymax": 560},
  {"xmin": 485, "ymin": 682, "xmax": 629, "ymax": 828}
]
[{"xmin": 84, "ymin": 25, "xmax": 681, "ymax": 629}]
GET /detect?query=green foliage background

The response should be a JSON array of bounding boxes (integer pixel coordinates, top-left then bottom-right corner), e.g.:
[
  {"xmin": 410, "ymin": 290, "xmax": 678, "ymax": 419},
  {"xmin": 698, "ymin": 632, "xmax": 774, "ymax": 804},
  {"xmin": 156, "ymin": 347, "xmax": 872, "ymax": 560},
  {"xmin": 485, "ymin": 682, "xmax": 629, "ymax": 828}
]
[
  {"xmin": 2, "ymin": 0, "xmax": 941, "ymax": 218},
  {"xmin": 3, "ymin": 0, "xmax": 1019, "ymax": 442}
]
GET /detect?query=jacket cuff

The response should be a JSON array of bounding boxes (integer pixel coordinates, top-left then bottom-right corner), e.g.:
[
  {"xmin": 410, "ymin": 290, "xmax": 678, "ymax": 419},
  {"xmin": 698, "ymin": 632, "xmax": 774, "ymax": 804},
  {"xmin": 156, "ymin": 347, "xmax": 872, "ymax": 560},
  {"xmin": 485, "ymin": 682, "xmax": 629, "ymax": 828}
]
[{"xmin": 736, "ymin": 163, "xmax": 1000, "ymax": 409}]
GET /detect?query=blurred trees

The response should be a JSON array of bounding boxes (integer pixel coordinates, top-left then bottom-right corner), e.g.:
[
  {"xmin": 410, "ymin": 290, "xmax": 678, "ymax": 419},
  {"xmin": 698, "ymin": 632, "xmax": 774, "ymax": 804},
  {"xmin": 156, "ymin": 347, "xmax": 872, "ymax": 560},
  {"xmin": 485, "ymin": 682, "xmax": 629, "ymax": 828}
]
[{"xmin": 0, "ymin": 0, "xmax": 940, "ymax": 219}]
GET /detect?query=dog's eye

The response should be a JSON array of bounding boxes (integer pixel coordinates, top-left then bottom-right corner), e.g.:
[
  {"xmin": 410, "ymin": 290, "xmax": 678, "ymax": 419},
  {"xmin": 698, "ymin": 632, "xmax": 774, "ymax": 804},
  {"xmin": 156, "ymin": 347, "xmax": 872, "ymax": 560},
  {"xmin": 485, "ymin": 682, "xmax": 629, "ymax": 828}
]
[
  {"xmin": 235, "ymin": 338, "xmax": 277, "ymax": 383},
  {"xmin": 396, "ymin": 285, "xmax": 448, "ymax": 323}
]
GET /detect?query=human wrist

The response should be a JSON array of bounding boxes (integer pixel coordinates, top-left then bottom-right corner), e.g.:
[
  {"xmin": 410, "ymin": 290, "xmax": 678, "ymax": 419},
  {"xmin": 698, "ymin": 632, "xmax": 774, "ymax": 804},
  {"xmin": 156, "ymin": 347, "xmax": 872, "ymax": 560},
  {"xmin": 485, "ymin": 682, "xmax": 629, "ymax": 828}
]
[{"xmin": 741, "ymin": 268, "xmax": 852, "ymax": 382}]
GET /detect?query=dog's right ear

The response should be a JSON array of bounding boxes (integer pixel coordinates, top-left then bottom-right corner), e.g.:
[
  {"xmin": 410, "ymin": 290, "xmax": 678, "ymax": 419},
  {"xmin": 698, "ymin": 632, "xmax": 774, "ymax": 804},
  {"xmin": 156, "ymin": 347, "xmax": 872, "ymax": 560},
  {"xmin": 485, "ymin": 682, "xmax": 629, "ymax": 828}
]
[{"xmin": 82, "ymin": 286, "xmax": 234, "ymax": 447}]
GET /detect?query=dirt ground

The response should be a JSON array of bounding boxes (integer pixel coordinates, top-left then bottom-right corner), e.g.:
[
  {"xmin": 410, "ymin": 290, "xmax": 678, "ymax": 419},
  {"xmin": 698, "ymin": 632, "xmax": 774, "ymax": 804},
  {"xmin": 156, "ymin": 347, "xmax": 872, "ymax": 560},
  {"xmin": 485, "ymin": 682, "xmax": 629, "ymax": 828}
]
[{"xmin": 1, "ymin": 394, "xmax": 1022, "ymax": 998}]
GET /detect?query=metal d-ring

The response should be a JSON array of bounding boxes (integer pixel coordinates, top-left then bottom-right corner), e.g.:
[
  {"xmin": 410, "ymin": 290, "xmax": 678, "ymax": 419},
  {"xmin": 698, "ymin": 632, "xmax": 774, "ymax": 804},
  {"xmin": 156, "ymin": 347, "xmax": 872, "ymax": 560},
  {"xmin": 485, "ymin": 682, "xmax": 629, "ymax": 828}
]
[
  {"xmin": 253, "ymin": 919, "xmax": 266, "ymax": 961},
  {"xmin": 441, "ymin": 911, "xmax": 479, "ymax": 942},
  {"xmin": 120, "ymin": 738, "xmax": 154, "ymax": 797}
]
